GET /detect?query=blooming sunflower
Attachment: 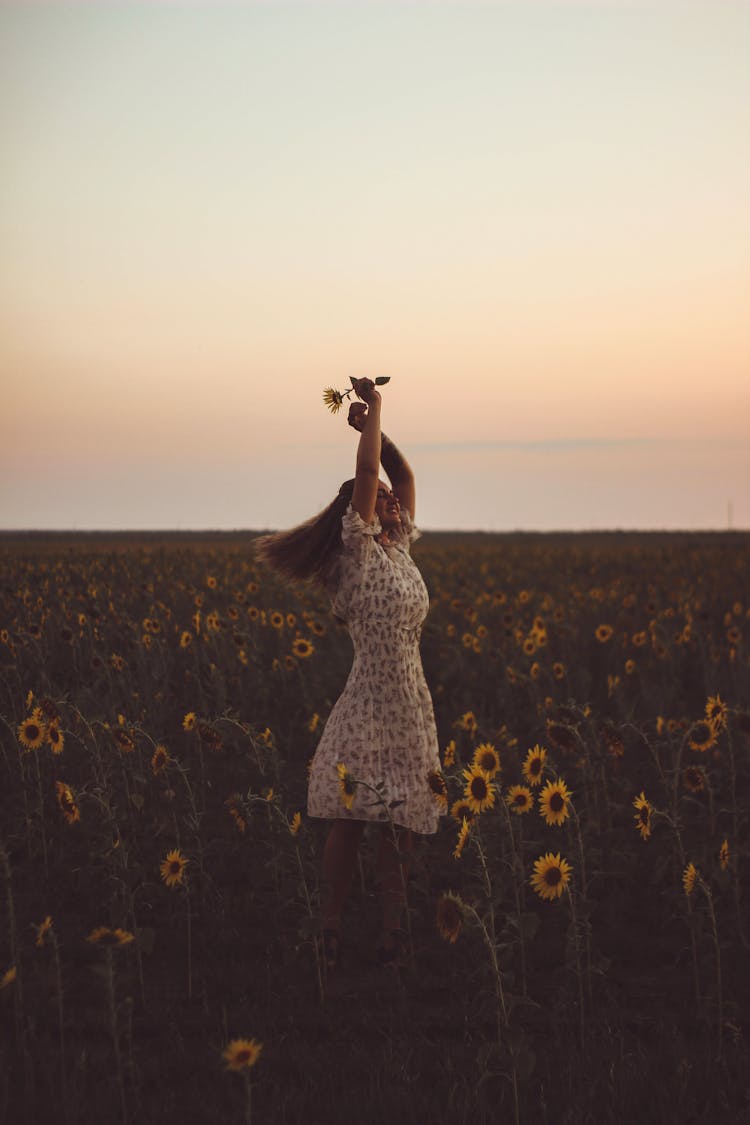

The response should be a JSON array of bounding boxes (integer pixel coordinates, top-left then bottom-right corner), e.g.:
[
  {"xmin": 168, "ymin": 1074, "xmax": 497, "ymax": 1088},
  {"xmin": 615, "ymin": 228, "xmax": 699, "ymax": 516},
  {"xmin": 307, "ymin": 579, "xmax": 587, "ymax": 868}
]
[
  {"xmin": 538, "ymin": 779, "xmax": 572, "ymax": 827},
  {"xmin": 595, "ymin": 624, "xmax": 614, "ymax": 643},
  {"xmin": 18, "ymin": 716, "xmax": 46, "ymax": 751},
  {"xmin": 443, "ymin": 739, "xmax": 456, "ymax": 768},
  {"xmin": 427, "ymin": 769, "xmax": 448, "ymax": 810},
  {"xmin": 682, "ymin": 862, "xmax": 698, "ymax": 896},
  {"xmin": 705, "ymin": 695, "xmax": 728, "ymax": 731},
  {"xmin": 632, "ymin": 791, "xmax": 652, "ymax": 840},
  {"xmin": 151, "ymin": 744, "xmax": 170, "ymax": 776},
  {"xmin": 289, "ymin": 812, "xmax": 302, "ymax": 836},
  {"xmin": 436, "ymin": 891, "xmax": 465, "ymax": 943},
  {"xmin": 530, "ymin": 852, "xmax": 572, "ymax": 901},
  {"xmin": 223, "ymin": 1038, "xmax": 263, "ymax": 1071},
  {"xmin": 269, "ymin": 611, "xmax": 284, "ymax": 630},
  {"xmin": 505, "ymin": 785, "xmax": 534, "ymax": 815},
  {"xmin": 55, "ymin": 781, "xmax": 80, "ymax": 825},
  {"xmin": 521, "ymin": 744, "xmax": 548, "ymax": 787},
  {"xmin": 472, "ymin": 743, "xmax": 500, "ymax": 778},
  {"xmin": 336, "ymin": 763, "xmax": 356, "ymax": 810},
  {"xmin": 462, "ymin": 766, "xmax": 496, "ymax": 814},
  {"xmin": 291, "ymin": 637, "xmax": 314, "ymax": 659},
  {"xmin": 180, "ymin": 631, "xmax": 193, "ymax": 649},
  {"xmin": 719, "ymin": 838, "xmax": 730, "ymax": 871},
  {"xmin": 688, "ymin": 720, "xmax": 718, "ymax": 753},
  {"xmin": 552, "ymin": 662, "xmax": 566, "ymax": 680},
  {"xmin": 160, "ymin": 848, "xmax": 188, "ymax": 888}
]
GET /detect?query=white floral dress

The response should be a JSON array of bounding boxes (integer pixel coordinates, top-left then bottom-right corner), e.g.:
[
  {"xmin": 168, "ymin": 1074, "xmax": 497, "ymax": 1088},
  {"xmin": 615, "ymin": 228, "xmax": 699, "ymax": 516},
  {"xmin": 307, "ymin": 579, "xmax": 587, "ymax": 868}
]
[{"xmin": 307, "ymin": 504, "xmax": 442, "ymax": 834}]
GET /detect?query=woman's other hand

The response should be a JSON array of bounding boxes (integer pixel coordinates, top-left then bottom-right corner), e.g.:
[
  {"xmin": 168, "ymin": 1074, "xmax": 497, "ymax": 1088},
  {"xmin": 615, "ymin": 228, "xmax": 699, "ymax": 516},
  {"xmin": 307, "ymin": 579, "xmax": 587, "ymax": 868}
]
[{"xmin": 347, "ymin": 402, "xmax": 368, "ymax": 432}]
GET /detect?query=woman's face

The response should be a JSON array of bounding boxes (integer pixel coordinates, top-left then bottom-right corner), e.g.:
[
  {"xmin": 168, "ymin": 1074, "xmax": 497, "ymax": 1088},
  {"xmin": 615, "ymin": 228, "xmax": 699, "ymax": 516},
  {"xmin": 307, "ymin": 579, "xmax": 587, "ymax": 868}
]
[{"xmin": 375, "ymin": 482, "xmax": 401, "ymax": 531}]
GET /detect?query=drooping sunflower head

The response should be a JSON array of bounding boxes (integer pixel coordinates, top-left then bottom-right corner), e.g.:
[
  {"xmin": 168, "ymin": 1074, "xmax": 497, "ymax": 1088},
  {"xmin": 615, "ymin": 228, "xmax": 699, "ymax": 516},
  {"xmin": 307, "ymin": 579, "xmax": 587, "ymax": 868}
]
[
  {"xmin": 443, "ymin": 739, "xmax": 456, "ymax": 768},
  {"xmin": 322, "ymin": 387, "xmax": 344, "ymax": 414},
  {"xmin": 450, "ymin": 798, "xmax": 474, "ymax": 824},
  {"xmin": 55, "ymin": 780, "xmax": 80, "ymax": 825},
  {"xmin": 505, "ymin": 785, "xmax": 534, "ymax": 815},
  {"xmin": 436, "ymin": 891, "xmax": 465, "ymax": 943},
  {"xmin": 35, "ymin": 916, "xmax": 53, "ymax": 948},
  {"xmin": 530, "ymin": 852, "xmax": 572, "ymax": 901},
  {"xmin": 682, "ymin": 862, "xmax": 698, "ymax": 896},
  {"xmin": 453, "ymin": 817, "xmax": 471, "ymax": 859},
  {"xmin": 462, "ymin": 766, "xmax": 496, "ymax": 814},
  {"xmin": 522, "ymin": 744, "xmax": 548, "ymax": 787},
  {"xmin": 87, "ymin": 926, "xmax": 134, "ymax": 947},
  {"xmin": 47, "ymin": 723, "xmax": 64, "ymax": 755},
  {"xmin": 427, "ymin": 770, "xmax": 448, "ymax": 809},
  {"xmin": 336, "ymin": 763, "xmax": 356, "ymax": 810},
  {"xmin": 546, "ymin": 721, "xmax": 579, "ymax": 754},
  {"xmin": 223, "ymin": 1037, "xmax": 264, "ymax": 1071},
  {"xmin": 683, "ymin": 766, "xmax": 705, "ymax": 793},
  {"xmin": 455, "ymin": 711, "xmax": 478, "ymax": 736},
  {"xmin": 472, "ymin": 743, "xmax": 500, "ymax": 778},
  {"xmin": 539, "ymin": 779, "xmax": 572, "ymax": 827},
  {"xmin": 113, "ymin": 728, "xmax": 135, "ymax": 753},
  {"xmin": 632, "ymin": 791, "xmax": 652, "ymax": 840}
]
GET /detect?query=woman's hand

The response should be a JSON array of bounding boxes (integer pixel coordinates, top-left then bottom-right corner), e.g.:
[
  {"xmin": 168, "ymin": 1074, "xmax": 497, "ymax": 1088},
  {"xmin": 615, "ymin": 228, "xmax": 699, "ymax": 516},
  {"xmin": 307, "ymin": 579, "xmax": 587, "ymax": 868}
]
[
  {"xmin": 347, "ymin": 402, "xmax": 368, "ymax": 432},
  {"xmin": 351, "ymin": 377, "xmax": 381, "ymax": 408}
]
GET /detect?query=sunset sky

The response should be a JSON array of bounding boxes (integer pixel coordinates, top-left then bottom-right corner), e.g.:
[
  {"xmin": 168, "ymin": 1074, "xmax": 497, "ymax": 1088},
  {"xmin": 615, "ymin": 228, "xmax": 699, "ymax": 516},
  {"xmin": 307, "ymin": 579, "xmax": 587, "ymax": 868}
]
[{"xmin": 1, "ymin": 1, "xmax": 748, "ymax": 532}]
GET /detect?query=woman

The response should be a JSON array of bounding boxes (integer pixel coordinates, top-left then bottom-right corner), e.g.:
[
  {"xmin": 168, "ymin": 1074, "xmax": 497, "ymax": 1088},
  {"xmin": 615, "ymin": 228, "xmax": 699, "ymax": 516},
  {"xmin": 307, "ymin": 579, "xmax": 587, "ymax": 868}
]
[{"xmin": 255, "ymin": 378, "xmax": 441, "ymax": 969}]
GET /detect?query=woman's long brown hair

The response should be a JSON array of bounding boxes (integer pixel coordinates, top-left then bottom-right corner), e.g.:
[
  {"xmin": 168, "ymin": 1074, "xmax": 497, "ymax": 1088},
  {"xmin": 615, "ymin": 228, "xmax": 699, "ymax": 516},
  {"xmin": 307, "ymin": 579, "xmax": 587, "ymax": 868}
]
[{"xmin": 254, "ymin": 479, "xmax": 356, "ymax": 588}]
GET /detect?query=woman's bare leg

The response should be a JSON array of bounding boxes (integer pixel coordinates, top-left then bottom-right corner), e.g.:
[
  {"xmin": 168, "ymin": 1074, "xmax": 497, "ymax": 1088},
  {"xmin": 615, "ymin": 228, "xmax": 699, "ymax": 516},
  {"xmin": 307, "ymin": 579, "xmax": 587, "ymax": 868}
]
[
  {"xmin": 321, "ymin": 819, "xmax": 365, "ymax": 933},
  {"xmin": 377, "ymin": 826, "xmax": 413, "ymax": 948}
]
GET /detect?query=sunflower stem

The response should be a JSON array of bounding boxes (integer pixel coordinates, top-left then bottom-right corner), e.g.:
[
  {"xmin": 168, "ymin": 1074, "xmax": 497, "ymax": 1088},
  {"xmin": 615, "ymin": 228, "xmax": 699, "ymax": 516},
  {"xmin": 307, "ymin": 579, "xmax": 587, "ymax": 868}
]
[
  {"xmin": 567, "ymin": 885, "xmax": 586, "ymax": 1054},
  {"xmin": 699, "ymin": 877, "xmax": 723, "ymax": 1060},
  {"xmin": 105, "ymin": 946, "xmax": 129, "ymax": 1125}
]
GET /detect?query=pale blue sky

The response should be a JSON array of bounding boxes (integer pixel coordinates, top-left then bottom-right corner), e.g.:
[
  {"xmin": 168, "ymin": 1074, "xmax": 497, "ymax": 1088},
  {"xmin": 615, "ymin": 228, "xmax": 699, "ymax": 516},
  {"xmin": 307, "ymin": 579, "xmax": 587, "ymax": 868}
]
[{"xmin": 1, "ymin": 1, "xmax": 749, "ymax": 530}]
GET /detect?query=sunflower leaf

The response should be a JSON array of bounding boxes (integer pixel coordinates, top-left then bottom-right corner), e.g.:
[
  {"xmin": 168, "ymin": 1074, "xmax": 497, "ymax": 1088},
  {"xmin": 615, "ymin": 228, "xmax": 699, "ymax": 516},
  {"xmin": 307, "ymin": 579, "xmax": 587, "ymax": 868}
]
[{"xmin": 375, "ymin": 376, "xmax": 390, "ymax": 385}]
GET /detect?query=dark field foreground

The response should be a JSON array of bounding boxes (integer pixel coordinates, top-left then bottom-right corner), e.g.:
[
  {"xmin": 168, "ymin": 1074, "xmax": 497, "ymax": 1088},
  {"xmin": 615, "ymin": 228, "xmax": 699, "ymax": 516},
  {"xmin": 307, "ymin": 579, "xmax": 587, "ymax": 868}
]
[{"xmin": 0, "ymin": 531, "xmax": 748, "ymax": 1124}]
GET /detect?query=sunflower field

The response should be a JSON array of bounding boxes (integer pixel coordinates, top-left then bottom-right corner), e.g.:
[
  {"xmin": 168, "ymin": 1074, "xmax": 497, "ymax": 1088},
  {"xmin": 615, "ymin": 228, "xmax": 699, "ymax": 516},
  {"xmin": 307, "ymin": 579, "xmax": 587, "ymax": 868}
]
[{"xmin": 1, "ymin": 529, "xmax": 748, "ymax": 1124}]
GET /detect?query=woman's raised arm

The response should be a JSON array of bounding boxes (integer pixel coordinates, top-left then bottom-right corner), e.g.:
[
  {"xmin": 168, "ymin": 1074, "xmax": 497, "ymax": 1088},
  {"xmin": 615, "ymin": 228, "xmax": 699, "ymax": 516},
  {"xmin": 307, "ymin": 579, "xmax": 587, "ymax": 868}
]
[
  {"xmin": 379, "ymin": 433, "xmax": 415, "ymax": 521},
  {"xmin": 348, "ymin": 397, "xmax": 415, "ymax": 521},
  {"xmin": 350, "ymin": 379, "xmax": 382, "ymax": 525}
]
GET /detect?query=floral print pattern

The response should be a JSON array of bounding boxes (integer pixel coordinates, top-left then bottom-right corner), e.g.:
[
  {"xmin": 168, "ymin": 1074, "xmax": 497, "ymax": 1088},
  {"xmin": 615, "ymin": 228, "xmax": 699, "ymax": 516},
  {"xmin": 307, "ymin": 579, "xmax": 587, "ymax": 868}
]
[{"xmin": 307, "ymin": 504, "xmax": 441, "ymax": 834}]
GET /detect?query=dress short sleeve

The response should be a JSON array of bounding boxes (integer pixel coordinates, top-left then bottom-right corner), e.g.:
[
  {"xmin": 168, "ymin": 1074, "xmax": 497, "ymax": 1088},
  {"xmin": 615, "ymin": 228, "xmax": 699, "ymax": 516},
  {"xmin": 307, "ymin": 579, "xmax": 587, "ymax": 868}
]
[
  {"xmin": 340, "ymin": 503, "xmax": 382, "ymax": 564},
  {"xmin": 394, "ymin": 509, "xmax": 421, "ymax": 550}
]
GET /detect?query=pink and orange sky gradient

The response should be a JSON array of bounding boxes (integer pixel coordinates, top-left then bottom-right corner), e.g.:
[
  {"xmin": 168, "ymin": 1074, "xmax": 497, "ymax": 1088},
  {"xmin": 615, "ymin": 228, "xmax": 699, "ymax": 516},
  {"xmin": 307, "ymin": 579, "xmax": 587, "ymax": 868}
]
[{"xmin": 1, "ymin": 1, "xmax": 748, "ymax": 531}]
